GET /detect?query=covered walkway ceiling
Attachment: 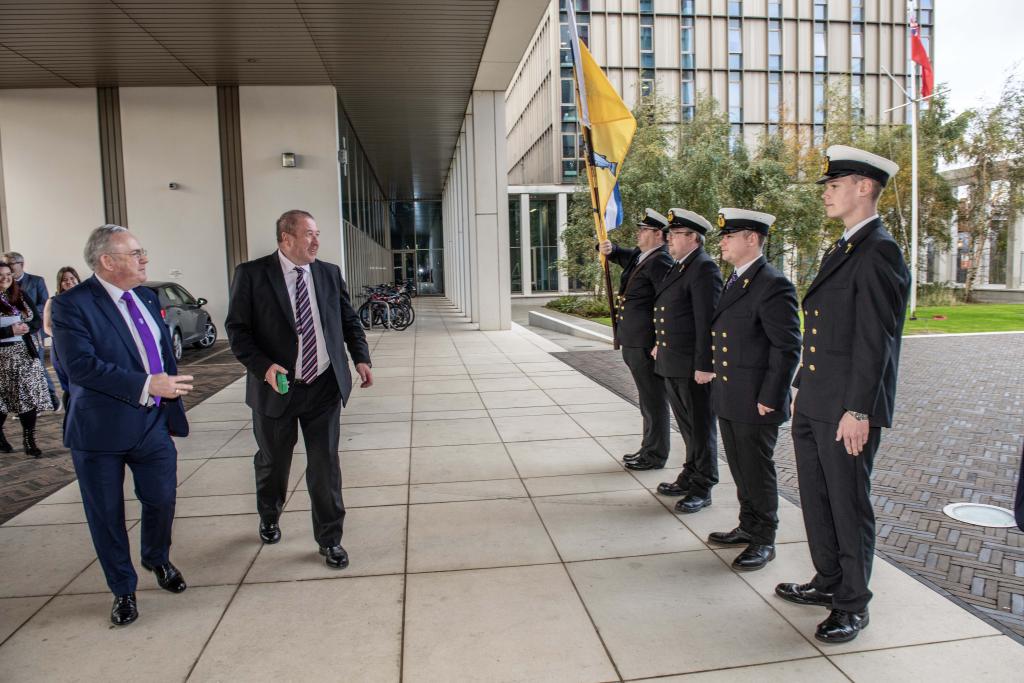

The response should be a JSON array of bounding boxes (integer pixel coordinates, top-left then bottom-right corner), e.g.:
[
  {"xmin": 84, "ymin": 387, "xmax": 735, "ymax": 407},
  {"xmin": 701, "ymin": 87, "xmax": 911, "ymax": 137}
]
[{"xmin": 0, "ymin": 0, "xmax": 547, "ymax": 199}]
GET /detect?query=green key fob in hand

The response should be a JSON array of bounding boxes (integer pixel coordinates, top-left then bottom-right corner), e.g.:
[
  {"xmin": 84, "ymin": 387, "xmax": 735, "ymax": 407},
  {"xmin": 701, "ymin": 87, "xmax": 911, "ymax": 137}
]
[{"xmin": 276, "ymin": 371, "xmax": 289, "ymax": 394}]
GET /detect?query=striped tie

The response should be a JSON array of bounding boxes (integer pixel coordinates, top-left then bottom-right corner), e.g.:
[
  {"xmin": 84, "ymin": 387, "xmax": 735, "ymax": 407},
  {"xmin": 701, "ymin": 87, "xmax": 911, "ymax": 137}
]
[{"xmin": 294, "ymin": 266, "xmax": 318, "ymax": 383}]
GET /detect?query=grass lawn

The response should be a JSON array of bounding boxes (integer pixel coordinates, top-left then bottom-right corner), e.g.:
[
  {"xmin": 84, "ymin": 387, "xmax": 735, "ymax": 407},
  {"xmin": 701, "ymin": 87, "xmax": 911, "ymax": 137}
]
[{"xmin": 588, "ymin": 304, "xmax": 1024, "ymax": 335}]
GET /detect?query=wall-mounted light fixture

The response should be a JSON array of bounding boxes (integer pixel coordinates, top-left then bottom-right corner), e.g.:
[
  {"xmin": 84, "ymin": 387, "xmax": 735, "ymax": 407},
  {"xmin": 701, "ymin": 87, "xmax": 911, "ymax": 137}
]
[
  {"xmin": 281, "ymin": 152, "xmax": 297, "ymax": 168},
  {"xmin": 168, "ymin": 182, "xmax": 179, "ymax": 190}
]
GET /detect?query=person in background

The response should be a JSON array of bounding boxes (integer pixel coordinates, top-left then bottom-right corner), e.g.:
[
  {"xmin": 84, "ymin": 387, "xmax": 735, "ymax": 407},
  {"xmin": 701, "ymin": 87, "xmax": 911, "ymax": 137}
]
[
  {"xmin": 3, "ymin": 251, "xmax": 57, "ymax": 409},
  {"xmin": 0, "ymin": 261, "xmax": 54, "ymax": 457},
  {"xmin": 43, "ymin": 266, "xmax": 81, "ymax": 411}
]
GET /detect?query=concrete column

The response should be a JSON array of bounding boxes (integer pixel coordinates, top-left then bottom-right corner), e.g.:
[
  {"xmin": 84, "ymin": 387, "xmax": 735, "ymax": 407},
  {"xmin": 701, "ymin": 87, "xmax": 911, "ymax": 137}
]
[
  {"xmin": 520, "ymin": 193, "xmax": 532, "ymax": 296},
  {"xmin": 556, "ymin": 191, "xmax": 570, "ymax": 293},
  {"xmin": 468, "ymin": 90, "xmax": 512, "ymax": 330},
  {"xmin": 1007, "ymin": 214, "xmax": 1023, "ymax": 289}
]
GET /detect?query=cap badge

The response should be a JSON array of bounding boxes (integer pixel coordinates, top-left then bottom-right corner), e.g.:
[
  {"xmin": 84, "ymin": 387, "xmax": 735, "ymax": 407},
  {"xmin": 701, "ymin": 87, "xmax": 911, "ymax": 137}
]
[
  {"xmin": 822, "ymin": 156, "xmax": 830, "ymax": 175},
  {"xmin": 717, "ymin": 213, "xmax": 726, "ymax": 228},
  {"xmin": 667, "ymin": 210, "xmax": 675, "ymax": 221}
]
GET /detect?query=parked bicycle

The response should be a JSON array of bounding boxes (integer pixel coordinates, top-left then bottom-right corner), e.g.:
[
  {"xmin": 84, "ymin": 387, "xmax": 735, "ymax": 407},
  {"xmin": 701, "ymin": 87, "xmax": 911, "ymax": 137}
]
[{"xmin": 358, "ymin": 283, "xmax": 415, "ymax": 331}]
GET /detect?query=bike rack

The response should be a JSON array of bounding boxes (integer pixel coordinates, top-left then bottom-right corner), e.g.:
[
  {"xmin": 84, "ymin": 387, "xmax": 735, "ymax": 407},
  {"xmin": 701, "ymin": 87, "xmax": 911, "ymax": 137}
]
[{"xmin": 368, "ymin": 300, "xmax": 392, "ymax": 330}]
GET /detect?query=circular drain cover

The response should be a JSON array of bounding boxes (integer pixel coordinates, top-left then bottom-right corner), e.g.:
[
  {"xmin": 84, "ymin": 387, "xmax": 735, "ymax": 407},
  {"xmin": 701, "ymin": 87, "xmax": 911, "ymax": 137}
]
[{"xmin": 942, "ymin": 503, "xmax": 1018, "ymax": 528}]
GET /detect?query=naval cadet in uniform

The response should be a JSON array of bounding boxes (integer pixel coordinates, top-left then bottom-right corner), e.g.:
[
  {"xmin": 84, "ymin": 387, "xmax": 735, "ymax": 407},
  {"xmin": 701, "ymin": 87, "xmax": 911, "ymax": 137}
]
[
  {"xmin": 598, "ymin": 209, "xmax": 674, "ymax": 470},
  {"xmin": 775, "ymin": 146, "xmax": 910, "ymax": 644},
  {"xmin": 650, "ymin": 209, "xmax": 723, "ymax": 513},
  {"xmin": 706, "ymin": 209, "xmax": 801, "ymax": 571}
]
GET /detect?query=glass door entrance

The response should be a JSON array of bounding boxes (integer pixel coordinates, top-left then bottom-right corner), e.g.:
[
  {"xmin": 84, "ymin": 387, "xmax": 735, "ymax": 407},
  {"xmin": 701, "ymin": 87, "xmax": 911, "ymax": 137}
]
[{"xmin": 393, "ymin": 250, "xmax": 416, "ymax": 288}]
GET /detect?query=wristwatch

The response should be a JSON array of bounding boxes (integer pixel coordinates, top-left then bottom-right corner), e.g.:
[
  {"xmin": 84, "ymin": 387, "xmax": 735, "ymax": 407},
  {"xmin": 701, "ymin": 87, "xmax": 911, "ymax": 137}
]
[{"xmin": 846, "ymin": 410, "xmax": 869, "ymax": 422}]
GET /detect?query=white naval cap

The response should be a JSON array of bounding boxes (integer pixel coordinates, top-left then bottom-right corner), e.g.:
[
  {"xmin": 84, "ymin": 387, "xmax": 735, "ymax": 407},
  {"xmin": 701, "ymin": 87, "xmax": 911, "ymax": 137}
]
[
  {"xmin": 716, "ymin": 208, "xmax": 775, "ymax": 235},
  {"xmin": 817, "ymin": 145, "xmax": 900, "ymax": 186},
  {"xmin": 666, "ymin": 208, "xmax": 713, "ymax": 235},
  {"xmin": 636, "ymin": 208, "xmax": 669, "ymax": 231}
]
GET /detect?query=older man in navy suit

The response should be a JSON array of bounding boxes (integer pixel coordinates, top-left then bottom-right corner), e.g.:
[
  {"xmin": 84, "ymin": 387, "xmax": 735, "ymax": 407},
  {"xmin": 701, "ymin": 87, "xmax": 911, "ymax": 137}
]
[{"xmin": 52, "ymin": 225, "xmax": 194, "ymax": 627}]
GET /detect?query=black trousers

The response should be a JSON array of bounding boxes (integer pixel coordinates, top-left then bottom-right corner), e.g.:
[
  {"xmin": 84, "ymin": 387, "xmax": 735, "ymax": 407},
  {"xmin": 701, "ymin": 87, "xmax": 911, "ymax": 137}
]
[
  {"xmin": 73, "ymin": 408, "xmax": 176, "ymax": 596},
  {"xmin": 792, "ymin": 411, "xmax": 881, "ymax": 611},
  {"xmin": 719, "ymin": 417, "xmax": 780, "ymax": 545},
  {"xmin": 252, "ymin": 368, "xmax": 345, "ymax": 547},
  {"xmin": 621, "ymin": 345, "xmax": 670, "ymax": 463},
  {"xmin": 664, "ymin": 375, "xmax": 718, "ymax": 496}
]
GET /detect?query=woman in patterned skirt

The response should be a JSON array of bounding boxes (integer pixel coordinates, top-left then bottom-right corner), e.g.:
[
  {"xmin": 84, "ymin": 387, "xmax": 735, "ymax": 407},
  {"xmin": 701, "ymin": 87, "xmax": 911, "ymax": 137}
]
[{"xmin": 0, "ymin": 261, "xmax": 53, "ymax": 457}]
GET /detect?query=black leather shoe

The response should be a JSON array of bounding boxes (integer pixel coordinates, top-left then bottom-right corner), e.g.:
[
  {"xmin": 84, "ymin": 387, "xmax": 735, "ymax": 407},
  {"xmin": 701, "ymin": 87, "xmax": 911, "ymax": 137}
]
[
  {"xmin": 815, "ymin": 608, "xmax": 869, "ymax": 643},
  {"xmin": 111, "ymin": 593, "xmax": 138, "ymax": 626},
  {"xmin": 319, "ymin": 544, "xmax": 349, "ymax": 569},
  {"xmin": 624, "ymin": 457, "xmax": 665, "ymax": 471},
  {"xmin": 674, "ymin": 493, "xmax": 711, "ymax": 513},
  {"xmin": 656, "ymin": 481, "xmax": 689, "ymax": 496},
  {"xmin": 775, "ymin": 582, "xmax": 834, "ymax": 607},
  {"xmin": 141, "ymin": 560, "xmax": 187, "ymax": 593},
  {"xmin": 622, "ymin": 450, "xmax": 643, "ymax": 463},
  {"xmin": 708, "ymin": 527, "xmax": 753, "ymax": 545},
  {"xmin": 732, "ymin": 543, "xmax": 775, "ymax": 571},
  {"xmin": 259, "ymin": 521, "xmax": 281, "ymax": 544}
]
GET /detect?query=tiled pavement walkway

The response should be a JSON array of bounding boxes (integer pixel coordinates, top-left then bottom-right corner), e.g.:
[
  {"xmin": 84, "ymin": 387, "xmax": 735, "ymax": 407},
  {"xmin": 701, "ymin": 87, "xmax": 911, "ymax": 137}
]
[{"xmin": 1, "ymin": 299, "xmax": 1022, "ymax": 681}]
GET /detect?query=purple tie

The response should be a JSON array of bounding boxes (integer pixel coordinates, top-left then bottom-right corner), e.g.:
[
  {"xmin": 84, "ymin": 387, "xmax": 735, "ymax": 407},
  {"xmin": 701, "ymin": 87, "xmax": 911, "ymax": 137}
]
[
  {"xmin": 121, "ymin": 291, "xmax": 164, "ymax": 405},
  {"xmin": 294, "ymin": 267, "xmax": 318, "ymax": 382},
  {"xmin": 724, "ymin": 271, "xmax": 739, "ymax": 290}
]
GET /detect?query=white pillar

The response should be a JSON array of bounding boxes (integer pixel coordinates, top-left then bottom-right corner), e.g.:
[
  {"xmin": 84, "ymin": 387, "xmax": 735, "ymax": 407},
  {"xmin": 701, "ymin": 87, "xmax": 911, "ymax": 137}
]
[
  {"xmin": 467, "ymin": 90, "xmax": 512, "ymax": 330},
  {"xmin": 556, "ymin": 191, "xmax": 569, "ymax": 293},
  {"xmin": 1007, "ymin": 214, "xmax": 1023, "ymax": 289},
  {"xmin": 520, "ymin": 193, "xmax": 532, "ymax": 296}
]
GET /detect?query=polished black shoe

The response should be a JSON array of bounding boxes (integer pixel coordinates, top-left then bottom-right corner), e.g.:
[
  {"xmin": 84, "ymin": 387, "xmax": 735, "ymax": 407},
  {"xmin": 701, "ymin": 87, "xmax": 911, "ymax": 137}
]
[
  {"xmin": 110, "ymin": 593, "xmax": 138, "ymax": 626},
  {"xmin": 707, "ymin": 527, "xmax": 753, "ymax": 545},
  {"xmin": 0, "ymin": 430, "xmax": 13, "ymax": 453},
  {"xmin": 622, "ymin": 450, "xmax": 643, "ymax": 463},
  {"xmin": 141, "ymin": 560, "xmax": 187, "ymax": 593},
  {"xmin": 732, "ymin": 543, "xmax": 776, "ymax": 571},
  {"xmin": 674, "ymin": 493, "xmax": 711, "ymax": 513},
  {"xmin": 624, "ymin": 457, "xmax": 665, "ymax": 471},
  {"xmin": 815, "ymin": 608, "xmax": 869, "ymax": 643},
  {"xmin": 775, "ymin": 582, "xmax": 834, "ymax": 607},
  {"xmin": 319, "ymin": 544, "xmax": 349, "ymax": 569},
  {"xmin": 656, "ymin": 481, "xmax": 689, "ymax": 496},
  {"xmin": 259, "ymin": 521, "xmax": 281, "ymax": 544}
]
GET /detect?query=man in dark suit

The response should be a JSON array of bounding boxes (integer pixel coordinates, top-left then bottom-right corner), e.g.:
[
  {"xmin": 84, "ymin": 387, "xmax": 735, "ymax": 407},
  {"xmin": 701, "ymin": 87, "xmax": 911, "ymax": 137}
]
[
  {"xmin": 776, "ymin": 146, "xmax": 910, "ymax": 644},
  {"xmin": 4, "ymin": 250, "xmax": 57, "ymax": 407},
  {"xmin": 598, "ymin": 209, "xmax": 674, "ymax": 470},
  {"xmin": 51, "ymin": 225, "xmax": 194, "ymax": 627},
  {"xmin": 651, "ymin": 209, "xmax": 723, "ymax": 513},
  {"xmin": 706, "ymin": 208, "xmax": 801, "ymax": 572},
  {"xmin": 226, "ymin": 209, "xmax": 372, "ymax": 570}
]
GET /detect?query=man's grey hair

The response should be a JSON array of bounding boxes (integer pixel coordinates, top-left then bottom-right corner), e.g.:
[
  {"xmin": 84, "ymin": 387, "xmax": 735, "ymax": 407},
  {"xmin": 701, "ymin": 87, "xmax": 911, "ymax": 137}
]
[
  {"xmin": 84, "ymin": 224, "xmax": 129, "ymax": 270},
  {"xmin": 2, "ymin": 251, "xmax": 24, "ymax": 264}
]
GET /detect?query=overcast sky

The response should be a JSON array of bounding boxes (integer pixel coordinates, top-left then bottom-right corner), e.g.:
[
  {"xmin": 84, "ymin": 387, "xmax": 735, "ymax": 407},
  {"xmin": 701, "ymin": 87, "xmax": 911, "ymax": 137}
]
[{"xmin": 935, "ymin": 0, "xmax": 1024, "ymax": 114}]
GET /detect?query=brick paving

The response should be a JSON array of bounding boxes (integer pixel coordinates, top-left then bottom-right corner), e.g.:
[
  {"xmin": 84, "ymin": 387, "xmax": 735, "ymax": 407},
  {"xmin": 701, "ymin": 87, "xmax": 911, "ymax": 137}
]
[
  {"xmin": 554, "ymin": 332, "xmax": 1024, "ymax": 642},
  {"xmin": 0, "ymin": 341, "xmax": 244, "ymax": 524}
]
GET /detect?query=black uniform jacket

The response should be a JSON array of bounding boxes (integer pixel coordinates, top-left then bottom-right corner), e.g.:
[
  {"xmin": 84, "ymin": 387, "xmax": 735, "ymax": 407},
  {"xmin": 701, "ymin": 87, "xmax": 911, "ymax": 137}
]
[
  {"xmin": 710, "ymin": 256, "xmax": 801, "ymax": 425},
  {"xmin": 606, "ymin": 243, "xmax": 674, "ymax": 348},
  {"xmin": 226, "ymin": 253, "xmax": 371, "ymax": 418},
  {"xmin": 792, "ymin": 218, "xmax": 910, "ymax": 428},
  {"xmin": 652, "ymin": 247, "xmax": 723, "ymax": 378}
]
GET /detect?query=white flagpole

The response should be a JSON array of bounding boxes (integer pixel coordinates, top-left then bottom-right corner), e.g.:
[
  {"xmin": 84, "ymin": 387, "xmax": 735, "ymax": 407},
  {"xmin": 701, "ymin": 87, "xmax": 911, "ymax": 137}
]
[{"xmin": 908, "ymin": 0, "xmax": 919, "ymax": 319}]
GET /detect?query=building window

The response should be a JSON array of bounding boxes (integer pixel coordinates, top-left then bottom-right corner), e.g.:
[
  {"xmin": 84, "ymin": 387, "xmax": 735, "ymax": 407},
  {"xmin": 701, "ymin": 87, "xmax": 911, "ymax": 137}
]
[
  {"xmin": 681, "ymin": 17, "xmax": 694, "ymax": 69},
  {"xmin": 729, "ymin": 124, "xmax": 742, "ymax": 150},
  {"xmin": 640, "ymin": 15, "xmax": 654, "ymax": 69},
  {"xmin": 852, "ymin": 74, "xmax": 864, "ymax": 119},
  {"xmin": 728, "ymin": 1, "xmax": 742, "ymax": 16},
  {"xmin": 919, "ymin": 0, "xmax": 933, "ymax": 25},
  {"xmin": 851, "ymin": 23, "xmax": 863, "ymax": 73},
  {"xmin": 813, "ymin": 73, "xmax": 826, "ymax": 124},
  {"xmin": 681, "ymin": 71, "xmax": 695, "ymax": 120},
  {"xmin": 681, "ymin": 0, "xmax": 694, "ymax": 15},
  {"xmin": 530, "ymin": 197, "xmax": 559, "ymax": 292},
  {"xmin": 768, "ymin": 19, "xmax": 782, "ymax": 71},
  {"xmin": 851, "ymin": 0, "xmax": 864, "ymax": 22},
  {"xmin": 813, "ymin": 124, "xmax": 825, "ymax": 145},
  {"xmin": 640, "ymin": 0, "xmax": 653, "ymax": 13},
  {"xmin": 509, "ymin": 198, "xmax": 522, "ymax": 294},
  {"xmin": 728, "ymin": 18, "xmax": 742, "ymax": 70},
  {"xmin": 813, "ymin": 0, "xmax": 827, "ymax": 21},
  {"xmin": 768, "ymin": 0, "xmax": 781, "ymax": 19},
  {"xmin": 814, "ymin": 22, "xmax": 827, "ymax": 72},
  {"xmin": 768, "ymin": 71, "xmax": 781, "ymax": 123},
  {"xmin": 729, "ymin": 71, "xmax": 742, "ymax": 124},
  {"xmin": 920, "ymin": 25, "xmax": 931, "ymax": 54}
]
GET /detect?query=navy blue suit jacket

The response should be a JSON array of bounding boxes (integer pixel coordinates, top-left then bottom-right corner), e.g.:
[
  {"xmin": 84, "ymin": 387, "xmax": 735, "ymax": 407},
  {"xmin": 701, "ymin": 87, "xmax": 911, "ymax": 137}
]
[
  {"xmin": 51, "ymin": 276, "xmax": 189, "ymax": 451},
  {"xmin": 18, "ymin": 272, "xmax": 49, "ymax": 338}
]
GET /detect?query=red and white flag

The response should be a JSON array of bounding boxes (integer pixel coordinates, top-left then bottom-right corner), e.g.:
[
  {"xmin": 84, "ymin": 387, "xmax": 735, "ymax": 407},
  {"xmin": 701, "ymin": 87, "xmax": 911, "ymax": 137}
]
[{"xmin": 910, "ymin": 19, "xmax": 934, "ymax": 98}]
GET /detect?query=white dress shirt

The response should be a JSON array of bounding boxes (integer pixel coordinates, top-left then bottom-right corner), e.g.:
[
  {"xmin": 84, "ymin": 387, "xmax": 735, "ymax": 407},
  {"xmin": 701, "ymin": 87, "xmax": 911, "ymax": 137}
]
[
  {"xmin": 278, "ymin": 250, "xmax": 330, "ymax": 380},
  {"xmin": 733, "ymin": 255, "xmax": 761, "ymax": 279},
  {"xmin": 843, "ymin": 214, "xmax": 879, "ymax": 242},
  {"xmin": 635, "ymin": 244, "xmax": 663, "ymax": 266},
  {"xmin": 675, "ymin": 246, "xmax": 698, "ymax": 265},
  {"xmin": 96, "ymin": 275, "xmax": 163, "ymax": 405}
]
